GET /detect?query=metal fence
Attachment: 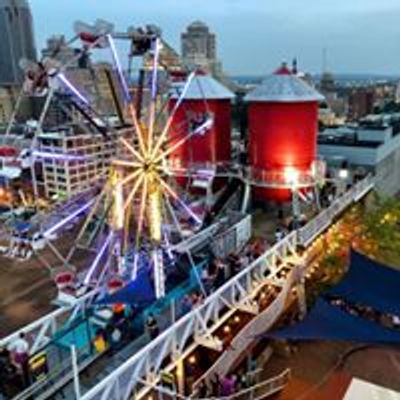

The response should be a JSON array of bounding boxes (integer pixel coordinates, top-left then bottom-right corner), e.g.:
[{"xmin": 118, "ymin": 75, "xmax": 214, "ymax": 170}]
[{"xmin": 297, "ymin": 174, "xmax": 374, "ymax": 247}]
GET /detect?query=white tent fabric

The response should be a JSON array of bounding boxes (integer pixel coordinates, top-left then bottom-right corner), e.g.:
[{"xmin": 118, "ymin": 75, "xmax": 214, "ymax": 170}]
[{"xmin": 343, "ymin": 378, "xmax": 400, "ymax": 400}]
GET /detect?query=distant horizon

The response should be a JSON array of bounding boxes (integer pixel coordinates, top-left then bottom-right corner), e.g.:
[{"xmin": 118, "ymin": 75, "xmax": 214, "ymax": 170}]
[
  {"xmin": 230, "ymin": 72, "xmax": 400, "ymax": 79},
  {"xmin": 31, "ymin": 0, "xmax": 400, "ymax": 76}
]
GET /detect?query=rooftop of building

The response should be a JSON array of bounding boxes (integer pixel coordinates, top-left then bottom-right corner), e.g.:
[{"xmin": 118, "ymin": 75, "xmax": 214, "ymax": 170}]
[
  {"xmin": 318, "ymin": 135, "xmax": 382, "ymax": 149},
  {"xmin": 318, "ymin": 118, "xmax": 400, "ymax": 149},
  {"xmin": 186, "ymin": 20, "xmax": 210, "ymax": 31}
]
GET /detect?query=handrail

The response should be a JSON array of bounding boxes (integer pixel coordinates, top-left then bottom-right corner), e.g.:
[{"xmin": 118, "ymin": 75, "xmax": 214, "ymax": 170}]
[
  {"xmin": 167, "ymin": 161, "xmax": 321, "ymax": 189},
  {"xmin": 192, "ymin": 368, "xmax": 291, "ymax": 400},
  {"xmin": 193, "ymin": 269, "xmax": 296, "ymax": 388},
  {"xmin": 297, "ymin": 174, "xmax": 374, "ymax": 247},
  {"xmin": 0, "ymin": 288, "xmax": 99, "ymax": 352},
  {"xmin": 80, "ymin": 232, "xmax": 299, "ymax": 400}
]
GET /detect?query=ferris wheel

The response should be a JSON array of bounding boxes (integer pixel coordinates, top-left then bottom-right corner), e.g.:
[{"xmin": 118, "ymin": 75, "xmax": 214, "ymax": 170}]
[
  {"xmin": 3, "ymin": 19, "xmax": 229, "ymax": 299},
  {"xmin": 51, "ymin": 21, "xmax": 219, "ymax": 299}
]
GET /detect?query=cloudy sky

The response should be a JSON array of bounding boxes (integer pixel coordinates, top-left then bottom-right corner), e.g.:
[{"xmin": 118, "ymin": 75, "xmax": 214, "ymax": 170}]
[{"xmin": 31, "ymin": 0, "xmax": 400, "ymax": 76}]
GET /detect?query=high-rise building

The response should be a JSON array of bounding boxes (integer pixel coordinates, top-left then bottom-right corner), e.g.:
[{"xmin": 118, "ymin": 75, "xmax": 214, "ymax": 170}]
[
  {"xmin": 319, "ymin": 71, "xmax": 336, "ymax": 95},
  {"xmin": 181, "ymin": 21, "xmax": 221, "ymax": 76},
  {"xmin": 348, "ymin": 88, "xmax": 376, "ymax": 120},
  {"xmin": 0, "ymin": 0, "xmax": 36, "ymax": 86}
]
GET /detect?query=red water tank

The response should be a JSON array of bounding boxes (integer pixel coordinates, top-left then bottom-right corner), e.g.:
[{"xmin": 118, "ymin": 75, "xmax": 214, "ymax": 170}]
[
  {"xmin": 246, "ymin": 64, "xmax": 324, "ymax": 202},
  {"xmin": 168, "ymin": 74, "xmax": 234, "ymax": 168}
]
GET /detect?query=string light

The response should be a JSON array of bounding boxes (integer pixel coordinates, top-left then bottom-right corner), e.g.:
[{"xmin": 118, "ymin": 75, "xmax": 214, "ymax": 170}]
[{"xmin": 188, "ymin": 355, "xmax": 196, "ymax": 365}]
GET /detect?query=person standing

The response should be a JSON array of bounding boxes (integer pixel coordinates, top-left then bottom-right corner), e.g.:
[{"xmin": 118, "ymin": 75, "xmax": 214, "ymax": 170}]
[
  {"xmin": 221, "ymin": 374, "xmax": 236, "ymax": 396},
  {"xmin": 196, "ymin": 380, "xmax": 209, "ymax": 398},
  {"xmin": 145, "ymin": 313, "xmax": 159, "ymax": 340},
  {"xmin": 180, "ymin": 295, "xmax": 193, "ymax": 316},
  {"xmin": 0, "ymin": 347, "xmax": 13, "ymax": 398},
  {"xmin": 8, "ymin": 332, "xmax": 30, "ymax": 387},
  {"xmin": 209, "ymin": 374, "xmax": 221, "ymax": 397}
]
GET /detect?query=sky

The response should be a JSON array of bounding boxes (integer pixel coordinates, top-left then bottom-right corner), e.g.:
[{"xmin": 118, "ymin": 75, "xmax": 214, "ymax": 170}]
[{"xmin": 31, "ymin": 0, "xmax": 400, "ymax": 76}]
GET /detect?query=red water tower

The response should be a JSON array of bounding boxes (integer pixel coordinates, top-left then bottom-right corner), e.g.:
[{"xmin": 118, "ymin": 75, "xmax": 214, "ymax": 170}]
[
  {"xmin": 168, "ymin": 73, "xmax": 234, "ymax": 168},
  {"xmin": 246, "ymin": 63, "xmax": 324, "ymax": 202}
]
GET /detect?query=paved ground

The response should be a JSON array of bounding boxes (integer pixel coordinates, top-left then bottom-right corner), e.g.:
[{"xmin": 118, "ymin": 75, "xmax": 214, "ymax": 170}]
[
  {"xmin": 0, "ymin": 252, "xmax": 56, "ymax": 337},
  {"xmin": 266, "ymin": 341, "xmax": 400, "ymax": 400},
  {"xmin": 0, "ymin": 227, "xmax": 92, "ymax": 337}
]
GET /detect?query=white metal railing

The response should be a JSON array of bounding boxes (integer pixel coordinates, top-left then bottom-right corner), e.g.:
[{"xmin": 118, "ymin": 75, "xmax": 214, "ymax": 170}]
[
  {"xmin": 170, "ymin": 220, "xmax": 221, "ymax": 254},
  {"xmin": 297, "ymin": 175, "xmax": 374, "ymax": 247},
  {"xmin": 211, "ymin": 214, "xmax": 252, "ymax": 258},
  {"xmin": 0, "ymin": 289, "xmax": 99, "ymax": 353},
  {"xmin": 192, "ymin": 368, "xmax": 291, "ymax": 400},
  {"xmin": 80, "ymin": 175, "xmax": 374, "ymax": 400},
  {"xmin": 195, "ymin": 267, "xmax": 297, "ymax": 385},
  {"xmin": 166, "ymin": 161, "xmax": 325, "ymax": 190},
  {"xmin": 151, "ymin": 368, "xmax": 290, "ymax": 400},
  {"xmin": 80, "ymin": 232, "xmax": 298, "ymax": 400}
]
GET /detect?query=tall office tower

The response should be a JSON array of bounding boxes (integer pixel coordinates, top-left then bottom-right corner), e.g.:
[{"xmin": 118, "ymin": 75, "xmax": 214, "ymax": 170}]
[
  {"xmin": 181, "ymin": 21, "xmax": 222, "ymax": 76},
  {"xmin": 0, "ymin": 0, "xmax": 37, "ymax": 85}
]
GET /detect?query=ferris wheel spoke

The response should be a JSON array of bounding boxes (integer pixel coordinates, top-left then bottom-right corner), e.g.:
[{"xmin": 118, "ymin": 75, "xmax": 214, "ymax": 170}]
[
  {"xmin": 150, "ymin": 71, "xmax": 196, "ymax": 160},
  {"xmin": 107, "ymin": 35, "xmax": 147, "ymax": 156},
  {"xmin": 163, "ymin": 191, "xmax": 185, "ymax": 238},
  {"xmin": 123, "ymin": 173, "xmax": 145, "ymax": 210},
  {"xmin": 135, "ymin": 174, "xmax": 148, "ymax": 248},
  {"xmin": 120, "ymin": 137, "xmax": 145, "ymax": 163},
  {"xmin": 66, "ymin": 187, "xmax": 108, "ymax": 261},
  {"xmin": 128, "ymin": 103, "xmax": 148, "ymax": 158},
  {"xmin": 127, "ymin": 175, "xmax": 148, "ymax": 279},
  {"xmin": 113, "ymin": 159, "xmax": 142, "ymax": 169},
  {"xmin": 120, "ymin": 168, "xmax": 142, "ymax": 186},
  {"xmin": 107, "ymin": 34, "xmax": 131, "ymax": 103},
  {"xmin": 157, "ymin": 177, "xmax": 202, "ymax": 225},
  {"xmin": 154, "ymin": 117, "xmax": 213, "ymax": 164},
  {"xmin": 147, "ymin": 38, "xmax": 161, "ymax": 155}
]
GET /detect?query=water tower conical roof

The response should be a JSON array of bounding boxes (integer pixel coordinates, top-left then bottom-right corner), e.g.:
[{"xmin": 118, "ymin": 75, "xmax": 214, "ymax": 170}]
[
  {"xmin": 245, "ymin": 64, "xmax": 324, "ymax": 103},
  {"xmin": 170, "ymin": 74, "xmax": 235, "ymax": 100}
]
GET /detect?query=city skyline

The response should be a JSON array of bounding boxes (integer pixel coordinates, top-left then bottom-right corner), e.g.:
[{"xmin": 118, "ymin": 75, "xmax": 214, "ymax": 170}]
[{"xmin": 30, "ymin": 0, "xmax": 400, "ymax": 76}]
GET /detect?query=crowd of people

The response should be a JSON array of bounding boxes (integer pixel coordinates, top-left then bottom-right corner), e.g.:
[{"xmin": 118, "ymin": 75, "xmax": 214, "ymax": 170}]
[
  {"xmin": 194, "ymin": 364, "xmax": 260, "ymax": 398},
  {"xmin": 5, "ymin": 234, "xmax": 33, "ymax": 259},
  {"xmin": 199, "ymin": 239, "xmax": 269, "ymax": 297}
]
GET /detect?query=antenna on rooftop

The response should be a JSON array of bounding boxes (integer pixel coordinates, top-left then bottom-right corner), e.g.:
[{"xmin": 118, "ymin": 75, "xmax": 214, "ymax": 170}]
[{"xmin": 322, "ymin": 47, "xmax": 328, "ymax": 73}]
